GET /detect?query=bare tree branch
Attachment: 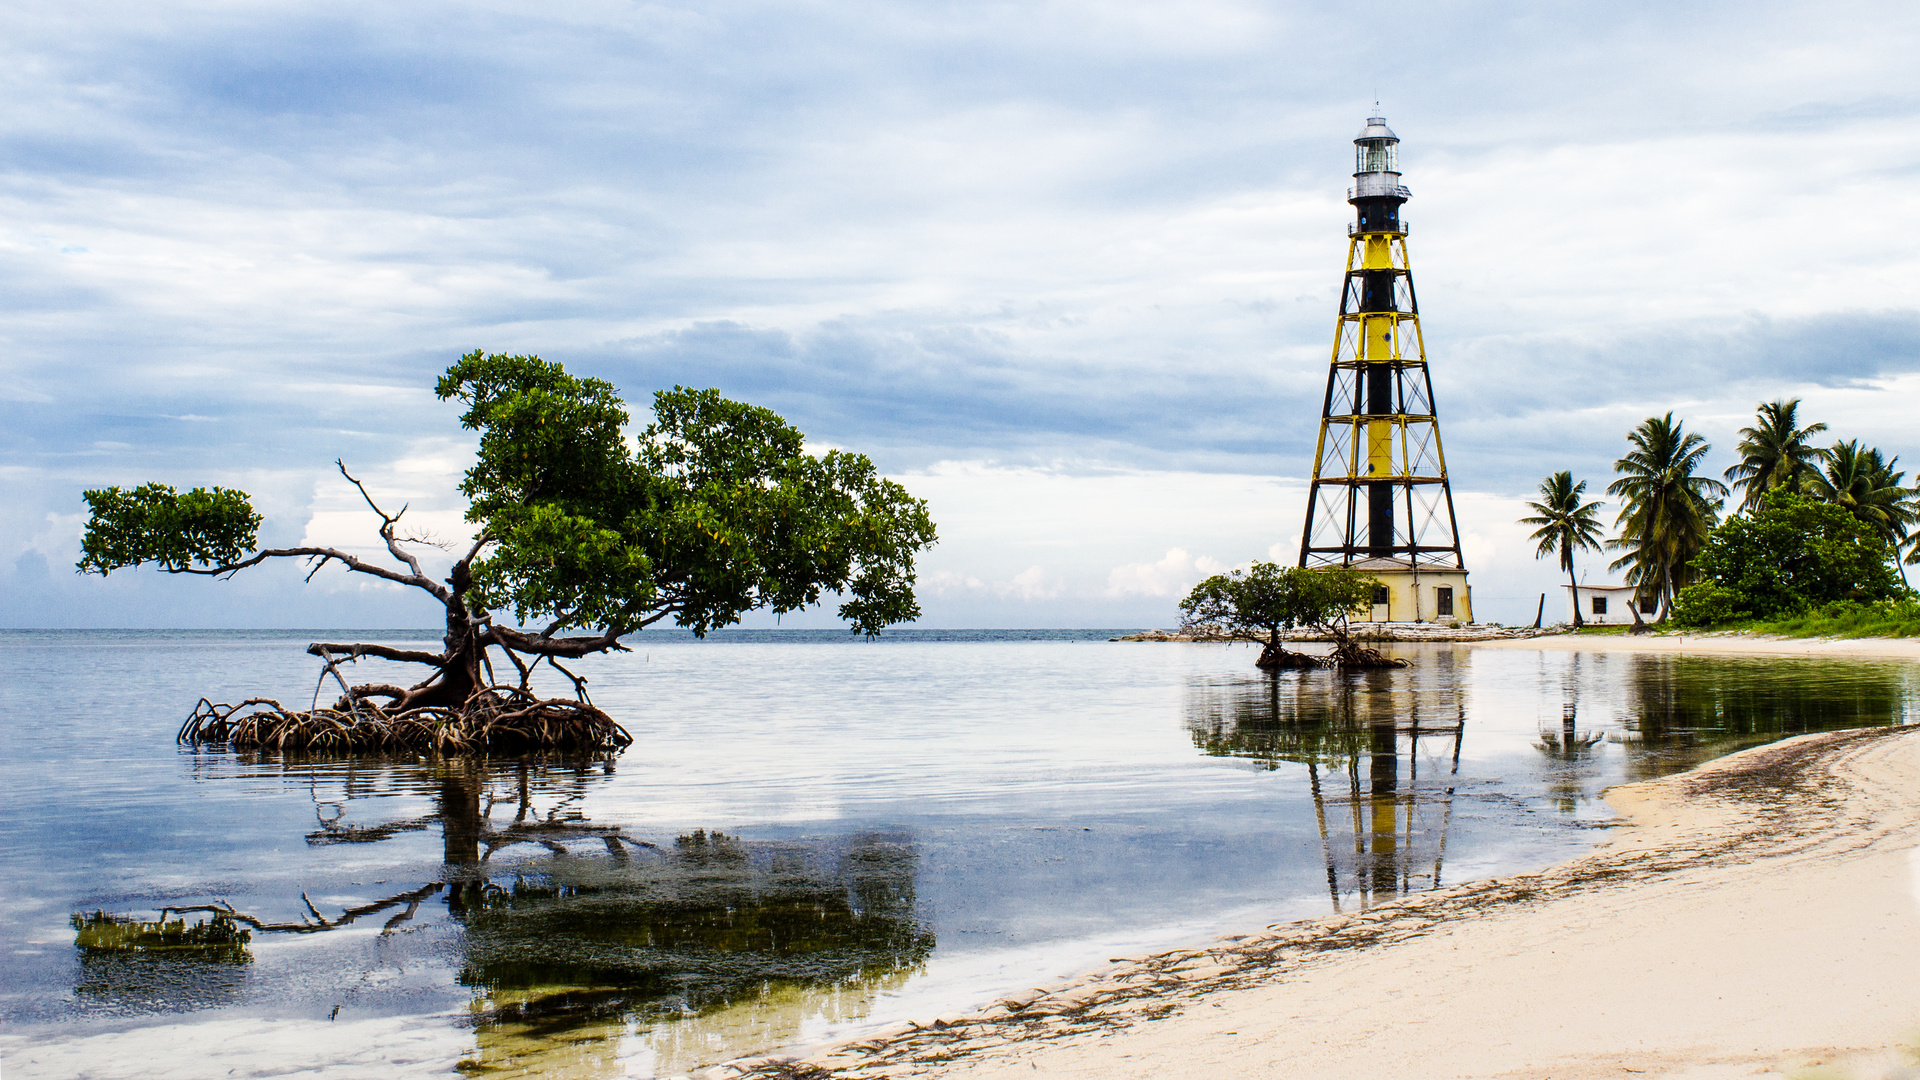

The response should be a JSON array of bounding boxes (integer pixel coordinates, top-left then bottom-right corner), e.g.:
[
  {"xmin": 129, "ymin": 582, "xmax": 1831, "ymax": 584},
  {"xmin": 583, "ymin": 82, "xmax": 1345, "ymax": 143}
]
[
  {"xmin": 337, "ymin": 461, "xmax": 428, "ymax": 583},
  {"xmin": 169, "ymin": 546, "xmax": 449, "ymax": 600},
  {"xmin": 545, "ymin": 655, "xmax": 591, "ymax": 704},
  {"xmin": 490, "ymin": 641, "xmax": 533, "ymax": 692},
  {"xmin": 487, "ymin": 624, "xmax": 632, "ymax": 659},
  {"xmin": 454, "ymin": 533, "xmax": 492, "ymax": 576},
  {"xmin": 161, "ymin": 883, "xmax": 445, "ymax": 936},
  {"xmin": 307, "ymin": 643, "xmax": 448, "ymax": 666},
  {"xmin": 318, "ymin": 656, "xmax": 366, "ymax": 721},
  {"xmin": 397, "ymin": 530, "xmax": 453, "ymax": 552}
]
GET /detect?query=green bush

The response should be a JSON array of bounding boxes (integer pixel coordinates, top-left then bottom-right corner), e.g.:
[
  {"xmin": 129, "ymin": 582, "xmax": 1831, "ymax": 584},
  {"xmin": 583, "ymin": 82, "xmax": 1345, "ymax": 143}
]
[
  {"xmin": 1671, "ymin": 582, "xmax": 1742, "ymax": 627},
  {"xmin": 1685, "ymin": 490, "xmax": 1900, "ymax": 621}
]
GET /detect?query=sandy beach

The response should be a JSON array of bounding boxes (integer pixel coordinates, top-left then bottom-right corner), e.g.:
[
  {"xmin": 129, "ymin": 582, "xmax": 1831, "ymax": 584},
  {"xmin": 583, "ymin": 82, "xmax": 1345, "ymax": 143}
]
[
  {"xmin": 1475, "ymin": 630, "xmax": 1920, "ymax": 663},
  {"xmin": 721, "ymin": 723, "xmax": 1920, "ymax": 1080}
]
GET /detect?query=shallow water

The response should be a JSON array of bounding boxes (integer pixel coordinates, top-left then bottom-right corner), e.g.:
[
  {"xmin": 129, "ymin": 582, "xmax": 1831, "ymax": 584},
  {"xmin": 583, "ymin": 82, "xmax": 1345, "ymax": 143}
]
[{"xmin": 0, "ymin": 630, "xmax": 1912, "ymax": 1078}]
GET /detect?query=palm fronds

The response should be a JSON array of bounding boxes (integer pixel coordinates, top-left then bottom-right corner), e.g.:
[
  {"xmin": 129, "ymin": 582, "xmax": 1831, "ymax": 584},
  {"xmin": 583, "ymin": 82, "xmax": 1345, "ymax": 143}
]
[
  {"xmin": 1723, "ymin": 398, "xmax": 1827, "ymax": 511},
  {"xmin": 1607, "ymin": 413, "xmax": 1726, "ymax": 618},
  {"xmin": 1520, "ymin": 470, "xmax": 1607, "ymax": 626},
  {"xmin": 1809, "ymin": 440, "xmax": 1914, "ymax": 546}
]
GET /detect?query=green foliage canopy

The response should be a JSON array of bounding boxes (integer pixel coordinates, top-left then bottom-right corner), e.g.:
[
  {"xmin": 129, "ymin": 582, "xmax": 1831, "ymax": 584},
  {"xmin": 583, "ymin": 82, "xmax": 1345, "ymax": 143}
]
[
  {"xmin": 1178, "ymin": 563, "xmax": 1377, "ymax": 648},
  {"xmin": 1607, "ymin": 413, "xmax": 1726, "ymax": 616},
  {"xmin": 78, "ymin": 483, "xmax": 262, "ymax": 574},
  {"xmin": 437, "ymin": 352, "xmax": 937, "ymax": 637},
  {"xmin": 1671, "ymin": 489, "xmax": 1901, "ymax": 626}
]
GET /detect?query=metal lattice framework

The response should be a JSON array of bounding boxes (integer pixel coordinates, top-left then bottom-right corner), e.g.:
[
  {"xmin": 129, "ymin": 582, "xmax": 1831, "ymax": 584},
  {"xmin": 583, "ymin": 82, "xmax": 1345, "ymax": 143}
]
[{"xmin": 1298, "ymin": 227, "xmax": 1466, "ymax": 570}]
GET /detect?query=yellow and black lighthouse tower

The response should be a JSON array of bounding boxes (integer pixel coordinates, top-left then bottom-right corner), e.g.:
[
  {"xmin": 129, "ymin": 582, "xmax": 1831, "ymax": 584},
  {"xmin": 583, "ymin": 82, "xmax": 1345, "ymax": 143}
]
[{"xmin": 1298, "ymin": 114, "xmax": 1472, "ymax": 623}]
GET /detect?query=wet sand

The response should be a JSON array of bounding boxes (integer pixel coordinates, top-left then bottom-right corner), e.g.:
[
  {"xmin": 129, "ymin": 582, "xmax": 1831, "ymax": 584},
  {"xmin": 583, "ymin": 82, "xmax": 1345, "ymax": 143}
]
[
  {"xmin": 1475, "ymin": 630, "xmax": 1920, "ymax": 662},
  {"xmin": 719, "ymin": 724, "xmax": 1920, "ymax": 1080}
]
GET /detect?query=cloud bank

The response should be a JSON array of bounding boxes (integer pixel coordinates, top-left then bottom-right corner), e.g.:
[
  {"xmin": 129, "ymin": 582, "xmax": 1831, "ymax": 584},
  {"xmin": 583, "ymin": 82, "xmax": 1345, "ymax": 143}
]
[{"xmin": 2, "ymin": 0, "xmax": 1917, "ymax": 627}]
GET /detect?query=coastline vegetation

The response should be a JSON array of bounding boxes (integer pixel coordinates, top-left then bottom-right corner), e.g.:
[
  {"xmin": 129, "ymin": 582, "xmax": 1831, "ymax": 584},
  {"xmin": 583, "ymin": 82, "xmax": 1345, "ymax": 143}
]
[
  {"xmin": 1734, "ymin": 598, "xmax": 1920, "ymax": 639},
  {"xmin": 1523, "ymin": 397, "xmax": 1920, "ymax": 639},
  {"xmin": 1568, "ymin": 601, "xmax": 1920, "ymax": 639}
]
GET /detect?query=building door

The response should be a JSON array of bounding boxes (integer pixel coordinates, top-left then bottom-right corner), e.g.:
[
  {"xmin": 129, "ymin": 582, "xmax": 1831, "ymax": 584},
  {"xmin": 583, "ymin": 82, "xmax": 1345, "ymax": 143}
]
[{"xmin": 1435, "ymin": 587, "xmax": 1453, "ymax": 617}]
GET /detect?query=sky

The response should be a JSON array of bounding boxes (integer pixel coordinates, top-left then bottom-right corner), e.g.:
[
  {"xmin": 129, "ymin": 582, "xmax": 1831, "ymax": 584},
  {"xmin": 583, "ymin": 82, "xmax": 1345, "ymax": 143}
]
[{"xmin": 3, "ymin": 0, "xmax": 1918, "ymax": 629}]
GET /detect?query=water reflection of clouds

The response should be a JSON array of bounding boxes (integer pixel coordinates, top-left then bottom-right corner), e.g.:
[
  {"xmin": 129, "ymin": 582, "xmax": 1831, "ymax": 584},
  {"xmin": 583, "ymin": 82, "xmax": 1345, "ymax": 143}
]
[{"xmin": 103, "ymin": 756, "xmax": 936, "ymax": 1075}]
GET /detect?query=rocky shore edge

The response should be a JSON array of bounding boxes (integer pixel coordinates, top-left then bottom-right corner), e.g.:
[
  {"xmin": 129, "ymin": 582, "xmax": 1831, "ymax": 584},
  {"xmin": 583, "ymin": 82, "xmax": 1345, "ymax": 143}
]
[{"xmin": 1110, "ymin": 622, "xmax": 1568, "ymax": 643}]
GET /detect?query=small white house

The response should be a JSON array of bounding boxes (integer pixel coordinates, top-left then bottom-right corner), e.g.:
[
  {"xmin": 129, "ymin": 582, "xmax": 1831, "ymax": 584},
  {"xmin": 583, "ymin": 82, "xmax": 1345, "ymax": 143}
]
[{"xmin": 1561, "ymin": 584, "xmax": 1656, "ymax": 625}]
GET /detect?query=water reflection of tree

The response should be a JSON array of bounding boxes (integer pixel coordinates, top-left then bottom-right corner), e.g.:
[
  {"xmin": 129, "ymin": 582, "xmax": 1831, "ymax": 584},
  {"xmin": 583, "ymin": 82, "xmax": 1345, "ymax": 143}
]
[
  {"xmin": 1186, "ymin": 660, "xmax": 1466, "ymax": 912},
  {"xmin": 1619, "ymin": 655, "xmax": 1910, "ymax": 780},
  {"xmin": 1531, "ymin": 653, "xmax": 1608, "ymax": 814},
  {"xmin": 455, "ymin": 827, "xmax": 930, "ymax": 1075},
  {"xmin": 83, "ymin": 756, "xmax": 933, "ymax": 1073},
  {"xmin": 69, "ymin": 910, "xmax": 254, "ymax": 1012}
]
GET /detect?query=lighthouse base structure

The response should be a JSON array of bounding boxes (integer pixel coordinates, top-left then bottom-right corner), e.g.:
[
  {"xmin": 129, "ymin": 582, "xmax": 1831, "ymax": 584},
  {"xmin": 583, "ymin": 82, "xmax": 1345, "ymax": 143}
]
[{"xmin": 1344, "ymin": 558, "xmax": 1472, "ymax": 624}]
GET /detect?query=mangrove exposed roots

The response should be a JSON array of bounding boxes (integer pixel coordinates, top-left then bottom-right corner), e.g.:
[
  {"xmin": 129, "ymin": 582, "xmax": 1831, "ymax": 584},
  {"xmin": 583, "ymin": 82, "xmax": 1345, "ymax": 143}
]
[
  {"xmin": 1255, "ymin": 644, "xmax": 1324, "ymax": 670},
  {"xmin": 1253, "ymin": 639, "xmax": 1410, "ymax": 671},
  {"xmin": 1328, "ymin": 638, "xmax": 1410, "ymax": 669},
  {"xmin": 179, "ymin": 688, "xmax": 632, "ymax": 754}
]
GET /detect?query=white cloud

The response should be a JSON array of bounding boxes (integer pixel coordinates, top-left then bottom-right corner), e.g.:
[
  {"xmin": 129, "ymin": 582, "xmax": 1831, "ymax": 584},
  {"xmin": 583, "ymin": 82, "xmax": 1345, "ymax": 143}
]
[
  {"xmin": 996, "ymin": 565, "xmax": 1064, "ymax": 602},
  {"xmin": 922, "ymin": 569, "xmax": 987, "ymax": 596},
  {"xmin": 1103, "ymin": 547, "xmax": 1224, "ymax": 599}
]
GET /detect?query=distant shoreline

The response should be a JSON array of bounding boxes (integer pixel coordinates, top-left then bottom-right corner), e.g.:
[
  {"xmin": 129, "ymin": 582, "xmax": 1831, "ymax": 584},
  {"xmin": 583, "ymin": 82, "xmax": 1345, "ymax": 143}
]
[
  {"xmin": 1112, "ymin": 624, "xmax": 1558, "ymax": 643},
  {"xmin": 1474, "ymin": 630, "xmax": 1920, "ymax": 662},
  {"xmin": 1112, "ymin": 626, "xmax": 1920, "ymax": 660},
  {"xmin": 725, "ymin": 725, "xmax": 1920, "ymax": 1080}
]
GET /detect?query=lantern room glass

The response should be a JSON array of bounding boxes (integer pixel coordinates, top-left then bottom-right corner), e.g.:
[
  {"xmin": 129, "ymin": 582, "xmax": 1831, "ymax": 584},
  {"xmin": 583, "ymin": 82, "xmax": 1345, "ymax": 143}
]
[{"xmin": 1356, "ymin": 138, "xmax": 1397, "ymax": 175}]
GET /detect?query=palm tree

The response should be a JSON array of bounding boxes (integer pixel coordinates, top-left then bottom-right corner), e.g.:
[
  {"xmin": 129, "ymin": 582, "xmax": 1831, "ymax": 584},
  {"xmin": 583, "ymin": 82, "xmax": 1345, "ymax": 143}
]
[
  {"xmin": 1809, "ymin": 440, "xmax": 1916, "ymax": 583},
  {"xmin": 1607, "ymin": 413, "xmax": 1727, "ymax": 620},
  {"xmin": 1520, "ymin": 471, "xmax": 1607, "ymax": 628},
  {"xmin": 1722, "ymin": 398, "xmax": 1826, "ymax": 512}
]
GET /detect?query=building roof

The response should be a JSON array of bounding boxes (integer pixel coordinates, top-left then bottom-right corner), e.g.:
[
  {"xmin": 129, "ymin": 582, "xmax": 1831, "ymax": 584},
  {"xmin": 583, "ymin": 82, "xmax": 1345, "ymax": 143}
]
[
  {"xmin": 1356, "ymin": 116, "xmax": 1398, "ymax": 142},
  {"xmin": 1344, "ymin": 556, "xmax": 1464, "ymax": 572}
]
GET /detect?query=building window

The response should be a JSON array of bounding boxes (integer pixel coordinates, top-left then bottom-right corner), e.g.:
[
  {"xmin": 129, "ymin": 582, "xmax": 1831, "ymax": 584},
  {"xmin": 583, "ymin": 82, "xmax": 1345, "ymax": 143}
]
[
  {"xmin": 1372, "ymin": 587, "xmax": 1390, "ymax": 605},
  {"xmin": 1592, "ymin": 596, "xmax": 1608, "ymax": 615},
  {"xmin": 1435, "ymin": 587, "xmax": 1453, "ymax": 616}
]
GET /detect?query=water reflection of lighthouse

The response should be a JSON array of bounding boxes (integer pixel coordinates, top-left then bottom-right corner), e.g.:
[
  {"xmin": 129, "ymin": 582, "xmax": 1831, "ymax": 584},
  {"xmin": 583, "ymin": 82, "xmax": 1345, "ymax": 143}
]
[{"xmin": 1187, "ymin": 658, "xmax": 1466, "ymax": 911}]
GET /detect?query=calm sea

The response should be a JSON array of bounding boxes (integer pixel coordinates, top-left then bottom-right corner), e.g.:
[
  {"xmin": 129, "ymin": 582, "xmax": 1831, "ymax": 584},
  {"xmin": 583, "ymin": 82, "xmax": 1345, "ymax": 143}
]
[{"xmin": 0, "ymin": 629, "xmax": 1912, "ymax": 1078}]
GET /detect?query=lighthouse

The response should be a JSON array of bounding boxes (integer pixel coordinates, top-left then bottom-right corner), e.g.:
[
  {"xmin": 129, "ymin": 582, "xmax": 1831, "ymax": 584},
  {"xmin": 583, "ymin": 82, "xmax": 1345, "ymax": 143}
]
[{"xmin": 1297, "ymin": 114, "xmax": 1471, "ymax": 624}]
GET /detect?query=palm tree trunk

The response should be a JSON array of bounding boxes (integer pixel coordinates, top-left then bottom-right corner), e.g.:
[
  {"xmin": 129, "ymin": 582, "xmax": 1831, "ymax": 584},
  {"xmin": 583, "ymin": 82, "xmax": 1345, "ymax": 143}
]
[
  {"xmin": 1566, "ymin": 557, "xmax": 1582, "ymax": 628},
  {"xmin": 1657, "ymin": 553, "xmax": 1672, "ymax": 622}
]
